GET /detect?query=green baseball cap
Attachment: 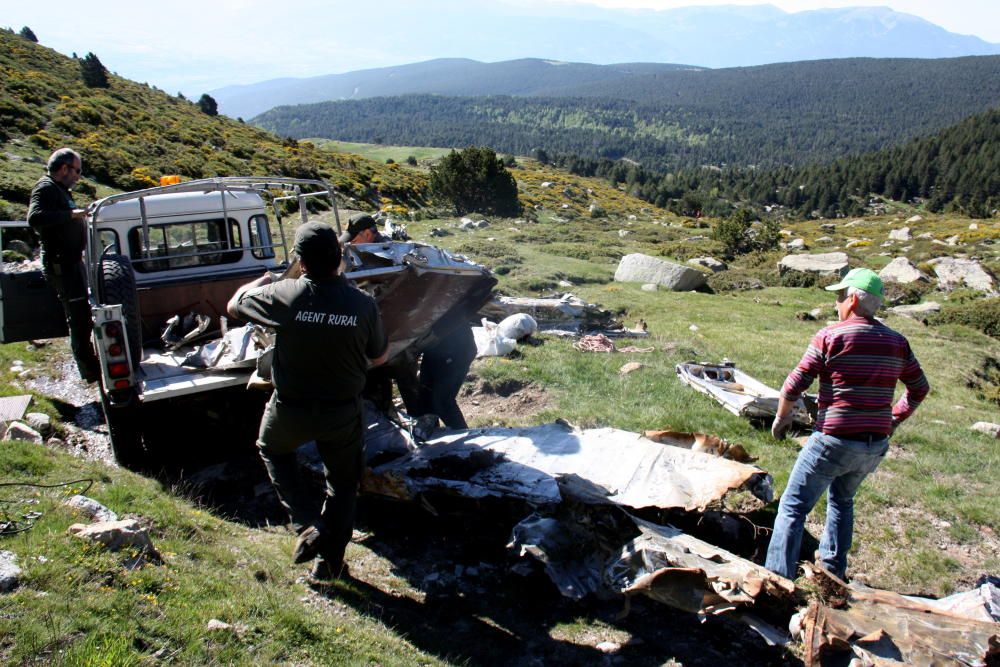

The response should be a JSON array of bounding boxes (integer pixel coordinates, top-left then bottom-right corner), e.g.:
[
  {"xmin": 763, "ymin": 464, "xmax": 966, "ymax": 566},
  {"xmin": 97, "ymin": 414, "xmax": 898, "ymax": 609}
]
[{"xmin": 825, "ymin": 267, "xmax": 883, "ymax": 297}]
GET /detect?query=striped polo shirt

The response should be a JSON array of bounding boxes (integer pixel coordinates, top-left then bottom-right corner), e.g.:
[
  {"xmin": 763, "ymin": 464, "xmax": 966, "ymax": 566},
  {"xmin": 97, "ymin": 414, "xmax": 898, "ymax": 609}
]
[{"xmin": 780, "ymin": 315, "xmax": 930, "ymax": 436}]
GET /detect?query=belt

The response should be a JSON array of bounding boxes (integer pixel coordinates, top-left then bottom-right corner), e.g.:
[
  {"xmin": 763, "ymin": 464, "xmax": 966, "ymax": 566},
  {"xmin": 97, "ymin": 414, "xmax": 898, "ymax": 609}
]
[{"xmin": 834, "ymin": 431, "xmax": 888, "ymax": 443}]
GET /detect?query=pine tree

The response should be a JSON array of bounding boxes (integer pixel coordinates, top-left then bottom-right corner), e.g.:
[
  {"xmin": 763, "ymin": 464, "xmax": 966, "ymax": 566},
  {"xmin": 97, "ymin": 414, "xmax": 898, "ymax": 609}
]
[
  {"xmin": 197, "ymin": 94, "xmax": 219, "ymax": 116},
  {"xmin": 430, "ymin": 147, "xmax": 522, "ymax": 216},
  {"xmin": 80, "ymin": 52, "xmax": 109, "ymax": 88},
  {"xmin": 18, "ymin": 26, "xmax": 38, "ymax": 42}
]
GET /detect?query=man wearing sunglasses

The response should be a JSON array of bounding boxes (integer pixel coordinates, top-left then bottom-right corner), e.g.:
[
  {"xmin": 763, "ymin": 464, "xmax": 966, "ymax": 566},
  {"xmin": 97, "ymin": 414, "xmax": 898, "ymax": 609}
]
[
  {"xmin": 28, "ymin": 148, "xmax": 100, "ymax": 383},
  {"xmin": 766, "ymin": 267, "xmax": 929, "ymax": 581}
]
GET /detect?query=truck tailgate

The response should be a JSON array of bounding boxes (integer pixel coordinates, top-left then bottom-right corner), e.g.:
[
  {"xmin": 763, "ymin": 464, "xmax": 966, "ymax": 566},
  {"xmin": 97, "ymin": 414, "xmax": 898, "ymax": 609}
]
[{"xmin": 139, "ymin": 348, "xmax": 252, "ymax": 401}]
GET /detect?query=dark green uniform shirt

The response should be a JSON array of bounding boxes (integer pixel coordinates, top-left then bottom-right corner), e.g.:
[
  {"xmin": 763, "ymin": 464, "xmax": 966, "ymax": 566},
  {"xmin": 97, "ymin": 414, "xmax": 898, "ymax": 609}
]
[
  {"xmin": 234, "ymin": 275, "xmax": 387, "ymax": 401},
  {"xmin": 27, "ymin": 175, "xmax": 86, "ymax": 262}
]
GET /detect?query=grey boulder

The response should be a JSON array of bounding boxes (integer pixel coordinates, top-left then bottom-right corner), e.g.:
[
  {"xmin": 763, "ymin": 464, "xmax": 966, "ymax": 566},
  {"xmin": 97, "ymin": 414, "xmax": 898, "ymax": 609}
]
[
  {"xmin": 778, "ymin": 252, "xmax": 849, "ymax": 278},
  {"xmin": 0, "ymin": 551, "xmax": 20, "ymax": 593},
  {"xmin": 879, "ymin": 257, "xmax": 928, "ymax": 284},
  {"xmin": 615, "ymin": 254, "xmax": 706, "ymax": 291},
  {"xmin": 929, "ymin": 258, "xmax": 996, "ymax": 293}
]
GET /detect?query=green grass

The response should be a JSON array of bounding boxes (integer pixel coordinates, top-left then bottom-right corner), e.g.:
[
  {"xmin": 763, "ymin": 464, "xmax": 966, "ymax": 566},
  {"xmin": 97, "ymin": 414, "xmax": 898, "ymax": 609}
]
[
  {"xmin": 0, "ymin": 440, "xmax": 441, "ymax": 665},
  {"xmin": 391, "ymin": 204, "xmax": 1000, "ymax": 596},
  {"xmin": 308, "ymin": 139, "xmax": 454, "ymax": 167}
]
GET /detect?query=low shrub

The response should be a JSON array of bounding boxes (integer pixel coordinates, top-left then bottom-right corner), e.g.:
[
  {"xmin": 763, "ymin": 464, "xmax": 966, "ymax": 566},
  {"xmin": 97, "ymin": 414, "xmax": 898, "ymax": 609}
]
[
  {"xmin": 455, "ymin": 241, "xmax": 522, "ymax": 264},
  {"xmin": 930, "ymin": 297, "xmax": 1000, "ymax": 338},
  {"xmin": 656, "ymin": 241, "xmax": 718, "ymax": 262},
  {"xmin": 708, "ymin": 268, "xmax": 777, "ymax": 291},
  {"xmin": 882, "ymin": 281, "xmax": 932, "ymax": 306},
  {"xmin": 778, "ymin": 271, "xmax": 840, "ymax": 289},
  {"xmin": 966, "ymin": 356, "xmax": 1000, "ymax": 407},
  {"xmin": 957, "ymin": 228, "xmax": 1000, "ymax": 245}
]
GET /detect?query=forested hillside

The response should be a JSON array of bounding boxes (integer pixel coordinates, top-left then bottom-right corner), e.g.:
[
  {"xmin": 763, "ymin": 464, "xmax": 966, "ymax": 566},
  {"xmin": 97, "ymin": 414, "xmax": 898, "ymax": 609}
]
[
  {"xmin": 0, "ymin": 29, "xmax": 426, "ymax": 219},
  {"xmin": 213, "ymin": 59, "xmax": 697, "ymax": 121},
  {"xmin": 254, "ymin": 56, "xmax": 1000, "ymax": 172},
  {"xmin": 557, "ymin": 108, "xmax": 1000, "ymax": 219}
]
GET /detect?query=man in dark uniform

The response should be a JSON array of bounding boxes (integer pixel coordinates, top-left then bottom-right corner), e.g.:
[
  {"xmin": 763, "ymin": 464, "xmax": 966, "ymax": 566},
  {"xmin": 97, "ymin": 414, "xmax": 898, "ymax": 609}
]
[
  {"xmin": 343, "ymin": 213, "xmax": 474, "ymax": 428},
  {"xmin": 227, "ymin": 222, "xmax": 388, "ymax": 580},
  {"xmin": 28, "ymin": 148, "xmax": 100, "ymax": 382},
  {"xmin": 339, "ymin": 213, "xmax": 388, "ymax": 246},
  {"xmin": 417, "ymin": 324, "xmax": 476, "ymax": 430}
]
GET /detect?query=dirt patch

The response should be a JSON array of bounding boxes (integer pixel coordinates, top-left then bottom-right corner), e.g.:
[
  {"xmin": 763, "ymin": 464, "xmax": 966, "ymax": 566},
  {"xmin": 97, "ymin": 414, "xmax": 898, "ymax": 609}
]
[
  {"xmin": 458, "ymin": 377, "xmax": 554, "ymax": 427},
  {"xmin": 19, "ymin": 342, "xmax": 114, "ymax": 464}
]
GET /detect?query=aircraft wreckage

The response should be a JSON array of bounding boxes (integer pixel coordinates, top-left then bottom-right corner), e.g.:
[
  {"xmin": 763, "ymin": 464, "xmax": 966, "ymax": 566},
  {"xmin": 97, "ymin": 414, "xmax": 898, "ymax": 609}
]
[{"xmin": 296, "ymin": 407, "xmax": 1000, "ymax": 666}]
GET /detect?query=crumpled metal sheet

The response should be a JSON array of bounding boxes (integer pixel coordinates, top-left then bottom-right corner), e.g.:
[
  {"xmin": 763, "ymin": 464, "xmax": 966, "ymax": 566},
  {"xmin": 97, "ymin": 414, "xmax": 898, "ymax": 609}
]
[
  {"xmin": 676, "ymin": 361, "xmax": 813, "ymax": 425},
  {"xmin": 181, "ymin": 324, "xmax": 259, "ymax": 369},
  {"xmin": 509, "ymin": 512, "xmax": 616, "ymax": 600},
  {"xmin": 798, "ymin": 567, "xmax": 1000, "ymax": 666},
  {"xmin": 479, "ymin": 294, "xmax": 609, "ymax": 326},
  {"xmin": 608, "ymin": 518, "xmax": 796, "ymax": 617},
  {"xmin": 642, "ymin": 429, "xmax": 755, "ymax": 463},
  {"xmin": 909, "ymin": 576, "xmax": 1000, "ymax": 624},
  {"xmin": 363, "ymin": 422, "xmax": 773, "ymax": 511}
]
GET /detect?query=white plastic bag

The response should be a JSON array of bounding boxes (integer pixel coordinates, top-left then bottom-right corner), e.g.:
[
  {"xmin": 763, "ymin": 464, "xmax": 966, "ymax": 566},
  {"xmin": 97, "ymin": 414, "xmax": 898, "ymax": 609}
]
[
  {"xmin": 497, "ymin": 313, "xmax": 538, "ymax": 341},
  {"xmin": 472, "ymin": 318, "xmax": 516, "ymax": 357}
]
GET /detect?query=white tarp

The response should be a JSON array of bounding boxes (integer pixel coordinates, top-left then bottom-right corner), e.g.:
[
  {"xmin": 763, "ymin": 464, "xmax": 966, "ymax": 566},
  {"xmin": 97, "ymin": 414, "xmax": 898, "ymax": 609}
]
[{"xmin": 364, "ymin": 422, "xmax": 773, "ymax": 511}]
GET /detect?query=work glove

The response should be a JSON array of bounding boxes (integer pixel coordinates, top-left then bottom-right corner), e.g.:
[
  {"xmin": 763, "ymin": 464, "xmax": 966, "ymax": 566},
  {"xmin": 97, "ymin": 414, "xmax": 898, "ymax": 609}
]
[{"xmin": 771, "ymin": 412, "xmax": 794, "ymax": 440}]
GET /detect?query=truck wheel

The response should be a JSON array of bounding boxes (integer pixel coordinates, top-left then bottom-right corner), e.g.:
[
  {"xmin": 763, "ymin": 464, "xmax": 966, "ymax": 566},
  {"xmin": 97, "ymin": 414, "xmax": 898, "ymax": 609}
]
[
  {"xmin": 99, "ymin": 254, "xmax": 142, "ymax": 364},
  {"xmin": 101, "ymin": 393, "xmax": 146, "ymax": 470}
]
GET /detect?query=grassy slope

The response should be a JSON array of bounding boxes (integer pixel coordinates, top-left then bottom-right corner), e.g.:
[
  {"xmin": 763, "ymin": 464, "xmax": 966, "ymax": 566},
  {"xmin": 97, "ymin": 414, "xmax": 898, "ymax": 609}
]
[
  {"xmin": 0, "ymin": 441, "xmax": 441, "ymax": 665},
  {"xmin": 306, "ymin": 140, "xmax": 454, "ymax": 167},
  {"xmin": 0, "ymin": 30, "xmax": 427, "ymax": 219},
  {"xmin": 2, "ymin": 27, "xmax": 999, "ymax": 663}
]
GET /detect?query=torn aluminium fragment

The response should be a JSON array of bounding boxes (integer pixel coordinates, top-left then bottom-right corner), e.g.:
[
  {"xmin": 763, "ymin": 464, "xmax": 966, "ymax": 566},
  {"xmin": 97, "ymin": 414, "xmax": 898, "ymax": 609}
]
[
  {"xmin": 799, "ymin": 586, "xmax": 1000, "ymax": 666},
  {"xmin": 609, "ymin": 519, "xmax": 797, "ymax": 616},
  {"xmin": 362, "ymin": 422, "xmax": 774, "ymax": 511},
  {"xmin": 676, "ymin": 361, "xmax": 813, "ymax": 425}
]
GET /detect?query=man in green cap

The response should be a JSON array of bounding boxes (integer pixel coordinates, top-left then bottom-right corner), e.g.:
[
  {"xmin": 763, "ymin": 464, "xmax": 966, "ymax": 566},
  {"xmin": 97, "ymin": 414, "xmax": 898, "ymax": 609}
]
[
  {"xmin": 227, "ymin": 221, "xmax": 388, "ymax": 581},
  {"xmin": 765, "ymin": 267, "xmax": 929, "ymax": 581}
]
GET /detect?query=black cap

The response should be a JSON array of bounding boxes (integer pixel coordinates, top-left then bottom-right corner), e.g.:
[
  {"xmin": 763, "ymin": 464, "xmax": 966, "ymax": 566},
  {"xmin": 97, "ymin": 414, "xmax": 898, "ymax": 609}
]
[
  {"xmin": 294, "ymin": 222, "xmax": 341, "ymax": 271},
  {"xmin": 347, "ymin": 213, "xmax": 377, "ymax": 238}
]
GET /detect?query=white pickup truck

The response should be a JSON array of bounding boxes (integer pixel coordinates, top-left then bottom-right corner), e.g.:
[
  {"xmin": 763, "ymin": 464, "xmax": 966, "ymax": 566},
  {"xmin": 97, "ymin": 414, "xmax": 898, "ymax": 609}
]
[{"xmin": 1, "ymin": 177, "xmax": 496, "ymax": 468}]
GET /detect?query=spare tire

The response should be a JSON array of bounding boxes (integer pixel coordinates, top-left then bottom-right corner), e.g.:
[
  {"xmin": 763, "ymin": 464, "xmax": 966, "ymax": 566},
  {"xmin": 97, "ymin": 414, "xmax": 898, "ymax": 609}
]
[{"xmin": 98, "ymin": 254, "xmax": 142, "ymax": 364}]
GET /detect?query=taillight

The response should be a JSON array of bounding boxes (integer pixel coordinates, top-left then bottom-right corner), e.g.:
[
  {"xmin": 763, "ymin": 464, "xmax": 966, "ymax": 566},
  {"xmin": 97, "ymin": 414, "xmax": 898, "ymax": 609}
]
[
  {"xmin": 108, "ymin": 343, "xmax": 123, "ymax": 356},
  {"xmin": 108, "ymin": 362, "xmax": 130, "ymax": 378},
  {"xmin": 113, "ymin": 379, "xmax": 131, "ymax": 389},
  {"xmin": 104, "ymin": 322, "xmax": 122, "ymax": 338}
]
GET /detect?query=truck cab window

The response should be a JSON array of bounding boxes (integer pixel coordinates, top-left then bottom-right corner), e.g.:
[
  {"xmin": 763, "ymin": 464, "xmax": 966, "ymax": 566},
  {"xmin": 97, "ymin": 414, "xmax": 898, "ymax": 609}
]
[
  {"xmin": 97, "ymin": 229, "xmax": 120, "ymax": 255},
  {"xmin": 249, "ymin": 214, "xmax": 276, "ymax": 259},
  {"xmin": 127, "ymin": 218, "xmax": 243, "ymax": 272}
]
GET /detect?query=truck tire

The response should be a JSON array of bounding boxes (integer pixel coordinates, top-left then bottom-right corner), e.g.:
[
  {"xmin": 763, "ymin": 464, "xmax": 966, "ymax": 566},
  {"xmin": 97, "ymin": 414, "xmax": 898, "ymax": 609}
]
[
  {"xmin": 101, "ymin": 392, "xmax": 145, "ymax": 470},
  {"xmin": 99, "ymin": 254, "xmax": 142, "ymax": 364}
]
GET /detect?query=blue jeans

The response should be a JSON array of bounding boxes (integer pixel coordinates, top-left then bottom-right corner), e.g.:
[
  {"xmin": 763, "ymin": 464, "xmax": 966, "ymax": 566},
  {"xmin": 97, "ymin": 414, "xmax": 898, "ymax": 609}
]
[{"xmin": 765, "ymin": 431, "xmax": 888, "ymax": 580}]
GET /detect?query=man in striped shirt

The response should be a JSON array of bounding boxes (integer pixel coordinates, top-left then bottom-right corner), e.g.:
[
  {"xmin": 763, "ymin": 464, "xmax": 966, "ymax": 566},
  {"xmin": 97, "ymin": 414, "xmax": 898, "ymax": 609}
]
[{"xmin": 765, "ymin": 267, "xmax": 929, "ymax": 580}]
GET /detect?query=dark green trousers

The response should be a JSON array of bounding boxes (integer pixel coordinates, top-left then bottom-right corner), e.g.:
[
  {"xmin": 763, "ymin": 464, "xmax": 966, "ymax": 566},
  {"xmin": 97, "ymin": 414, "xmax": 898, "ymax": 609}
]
[
  {"xmin": 256, "ymin": 392, "xmax": 364, "ymax": 562},
  {"xmin": 43, "ymin": 259, "xmax": 99, "ymax": 380}
]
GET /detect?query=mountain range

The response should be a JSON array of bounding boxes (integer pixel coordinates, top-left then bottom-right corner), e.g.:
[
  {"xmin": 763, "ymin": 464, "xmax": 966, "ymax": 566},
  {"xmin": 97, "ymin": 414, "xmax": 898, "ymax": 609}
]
[{"xmin": 211, "ymin": 4, "xmax": 1000, "ymax": 119}]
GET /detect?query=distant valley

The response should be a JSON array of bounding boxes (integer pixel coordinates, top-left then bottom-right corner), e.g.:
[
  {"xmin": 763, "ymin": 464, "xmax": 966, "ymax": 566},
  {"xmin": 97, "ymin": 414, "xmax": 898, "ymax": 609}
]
[{"xmin": 252, "ymin": 56, "xmax": 1000, "ymax": 172}]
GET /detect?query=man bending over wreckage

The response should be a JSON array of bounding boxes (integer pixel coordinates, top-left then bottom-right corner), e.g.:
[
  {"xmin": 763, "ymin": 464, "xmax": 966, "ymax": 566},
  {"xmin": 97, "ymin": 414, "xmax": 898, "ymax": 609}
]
[
  {"xmin": 766, "ymin": 268, "xmax": 929, "ymax": 581},
  {"xmin": 228, "ymin": 222, "xmax": 388, "ymax": 581}
]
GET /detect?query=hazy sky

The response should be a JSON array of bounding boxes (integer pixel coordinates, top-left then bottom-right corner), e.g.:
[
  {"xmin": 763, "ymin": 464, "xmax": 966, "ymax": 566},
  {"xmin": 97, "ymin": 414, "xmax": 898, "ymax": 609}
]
[{"xmin": 6, "ymin": 0, "xmax": 999, "ymax": 96}]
